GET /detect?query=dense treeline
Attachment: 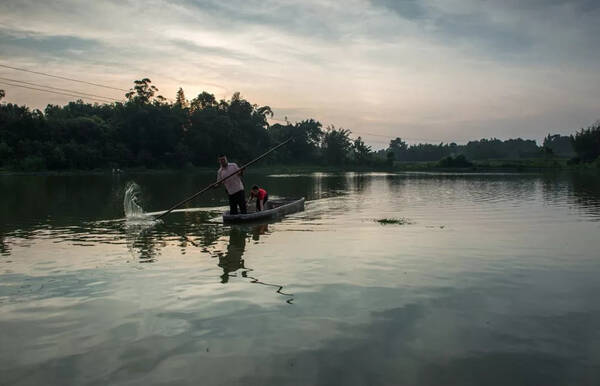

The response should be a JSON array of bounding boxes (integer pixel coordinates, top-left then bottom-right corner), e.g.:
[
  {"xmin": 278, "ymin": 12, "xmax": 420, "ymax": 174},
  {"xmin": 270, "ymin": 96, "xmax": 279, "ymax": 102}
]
[
  {"xmin": 0, "ymin": 79, "xmax": 377, "ymax": 170},
  {"xmin": 0, "ymin": 79, "xmax": 598, "ymax": 171},
  {"xmin": 382, "ymin": 135, "xmax": 579, "ymax": 163}
]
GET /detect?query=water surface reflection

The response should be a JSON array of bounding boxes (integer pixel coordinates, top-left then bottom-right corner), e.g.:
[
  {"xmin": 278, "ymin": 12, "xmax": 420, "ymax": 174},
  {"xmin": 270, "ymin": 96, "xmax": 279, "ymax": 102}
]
[{"xmin": 1, "ymin": 171, "xmax": 600, "ymax": 385}]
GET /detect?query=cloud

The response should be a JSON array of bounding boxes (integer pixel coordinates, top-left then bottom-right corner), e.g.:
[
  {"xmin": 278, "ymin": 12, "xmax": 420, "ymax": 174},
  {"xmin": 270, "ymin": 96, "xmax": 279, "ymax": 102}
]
[
  {"xmin": 0, "ymin": 0, "xmax": 599, "ymax": 142},
  {"xmin": 177, "ymin": 0, "xmax": 345, "ymax": 40},
  {"xmin": 369, "ymin": 0, "xmax": 600, "ymax": 64},
  {"xmin": 370, "ymin": 0, "xmax": 427, "ymax": 19},
  {"xmin": 0, "ymin": 28, "xmax": 104, "ymax": 59}
]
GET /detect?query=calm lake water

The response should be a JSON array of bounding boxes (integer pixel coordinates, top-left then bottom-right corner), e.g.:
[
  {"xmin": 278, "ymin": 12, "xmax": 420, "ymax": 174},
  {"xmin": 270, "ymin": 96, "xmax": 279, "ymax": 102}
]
[{"xmin": 1, "ymin": 171, "xmax": 599, "ymax": 385}]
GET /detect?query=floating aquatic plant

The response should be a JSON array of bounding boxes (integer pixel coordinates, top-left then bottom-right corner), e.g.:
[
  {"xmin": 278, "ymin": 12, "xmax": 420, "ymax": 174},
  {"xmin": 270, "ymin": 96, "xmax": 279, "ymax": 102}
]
[{"xmin": 375, "ymin": 218, "xmax": 414, "ymax": 225}]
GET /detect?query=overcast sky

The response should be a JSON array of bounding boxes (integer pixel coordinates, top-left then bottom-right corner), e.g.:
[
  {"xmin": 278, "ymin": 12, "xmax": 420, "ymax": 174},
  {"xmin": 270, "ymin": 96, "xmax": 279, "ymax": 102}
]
[{"xmin": 1, "ymin": 0, "xmax": 599, "ymax": 145}]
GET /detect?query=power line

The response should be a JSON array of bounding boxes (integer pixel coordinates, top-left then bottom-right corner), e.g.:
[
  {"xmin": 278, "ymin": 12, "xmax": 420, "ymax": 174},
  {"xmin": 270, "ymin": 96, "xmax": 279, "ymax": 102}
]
[
  {"xmin": 351, "ymin": 130, "xmax": 392, "ymax": 138},
  {"xmin": 0, "ymin": 81, "xmax": 118, "ymax": 104},
  {"xmin": 0, "ymin": 77, "xmax": 122, "ymax": 102},
  {"xmin": 0, "ymin": 63, "xmax": 129, "ymax": 92}
]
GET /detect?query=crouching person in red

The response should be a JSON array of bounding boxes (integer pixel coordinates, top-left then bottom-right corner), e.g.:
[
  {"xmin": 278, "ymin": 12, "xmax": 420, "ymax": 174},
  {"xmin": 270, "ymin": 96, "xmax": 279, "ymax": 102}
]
[{"xmin": 248, "ymin": 185, "xmax": 268, "ymax": 211}]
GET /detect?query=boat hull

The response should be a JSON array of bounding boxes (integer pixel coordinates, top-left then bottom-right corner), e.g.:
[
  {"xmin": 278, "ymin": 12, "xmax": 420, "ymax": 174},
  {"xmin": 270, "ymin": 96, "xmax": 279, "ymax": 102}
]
[{"xmin": 223, "ymin": 197, "xmax": 305, "ymax": 223}]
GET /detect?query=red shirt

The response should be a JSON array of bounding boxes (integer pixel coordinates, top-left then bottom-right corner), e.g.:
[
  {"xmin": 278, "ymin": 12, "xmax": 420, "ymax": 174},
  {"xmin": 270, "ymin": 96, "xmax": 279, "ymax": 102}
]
[{"xmin": 254, "ymin": 188, "xmax": 267, "ymax": 200}]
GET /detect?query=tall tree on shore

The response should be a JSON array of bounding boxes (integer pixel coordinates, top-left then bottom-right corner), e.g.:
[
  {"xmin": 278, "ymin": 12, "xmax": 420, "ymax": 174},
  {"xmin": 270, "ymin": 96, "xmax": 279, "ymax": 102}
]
[
  {"xmin": 571, "ymin": 122, "xmax": 600, "ymax": 162},
  {"xmin": 190, "ymin": 91, "xmax": 217, "ymax": 110},
  {"xmin": 388, "ymin": 137, "xmax": 408, "ymax": 160},
  {"xmin": 543, "ymin": 134, "xmax": 575, "ymax": 157},
  {"xmin": 353, "ymin": 136, "xmax": 373, "ymax": 164},
  {"xmin": 322, "ymin": 126, "xmax": 352, "ymax": 165},
  {"xmin": 0, "ymin": 89, "xmax": 4, "ymax": 101},
  {"xmin": 125, "ymin": 78, "xmax": 163, "ymax": 104},
  {"xmin": 175, "ymin": 87, "xmax": 188, "ymax": 108}
]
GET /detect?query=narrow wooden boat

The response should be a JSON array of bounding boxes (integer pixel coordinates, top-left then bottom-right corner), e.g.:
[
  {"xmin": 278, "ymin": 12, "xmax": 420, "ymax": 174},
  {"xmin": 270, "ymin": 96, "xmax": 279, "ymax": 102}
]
[{"xmin": 223, "ymin": 197, "xmax": 305, "ymax": 223}]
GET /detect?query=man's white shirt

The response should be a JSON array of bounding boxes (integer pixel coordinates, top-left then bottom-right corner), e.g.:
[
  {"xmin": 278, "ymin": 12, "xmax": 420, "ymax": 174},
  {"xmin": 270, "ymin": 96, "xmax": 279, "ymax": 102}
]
[{"xmin": 217, "ymin": 163, "xmax": 244, "ymax": 195}]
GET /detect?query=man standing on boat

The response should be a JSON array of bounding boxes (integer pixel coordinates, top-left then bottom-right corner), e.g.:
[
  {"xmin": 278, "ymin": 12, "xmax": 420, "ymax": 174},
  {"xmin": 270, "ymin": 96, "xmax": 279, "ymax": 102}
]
[{"xmin": 216, "ymin": 155, "xmax": 247, "ymax": 215}]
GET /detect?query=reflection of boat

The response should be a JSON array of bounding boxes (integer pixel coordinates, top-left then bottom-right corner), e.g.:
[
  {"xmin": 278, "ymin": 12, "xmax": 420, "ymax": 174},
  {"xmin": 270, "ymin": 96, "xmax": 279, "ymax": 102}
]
[{"xmin": 223, "ymin": 197, "xmax": 305, "ymax": 223}]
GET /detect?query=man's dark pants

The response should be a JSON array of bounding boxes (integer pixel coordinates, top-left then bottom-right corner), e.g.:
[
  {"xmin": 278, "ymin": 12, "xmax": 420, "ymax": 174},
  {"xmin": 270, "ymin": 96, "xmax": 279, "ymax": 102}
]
[{"xmin": 228, "ymin": 189, "xmax": 247, "ymax": 215}]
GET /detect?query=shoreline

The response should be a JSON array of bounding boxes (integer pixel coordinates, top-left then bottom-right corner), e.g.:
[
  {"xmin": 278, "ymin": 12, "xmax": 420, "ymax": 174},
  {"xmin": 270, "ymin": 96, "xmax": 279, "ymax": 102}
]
[{"xmin": 1, "ymin": 160, "xmax": 598, "ymax": 176}]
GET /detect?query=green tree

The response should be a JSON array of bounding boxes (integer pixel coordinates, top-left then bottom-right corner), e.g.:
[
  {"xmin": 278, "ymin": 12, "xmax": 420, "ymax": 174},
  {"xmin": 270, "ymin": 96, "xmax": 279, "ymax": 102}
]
[
  {"xmin": 571, "ymin": 122, "xmax": 600, "ymax": 162},
  {"xmin": 386, "ymin": 150, "xmax": 395, "ymax": 166},
  {"xmin": 125, "ymin": 78, "xmax": 163, "ymax": 104},
  {"xmin": 0, "ymin": 89, "xmax": 4, "ymax": 101},
  {"xmin": 438, "ymin": 154, "xmax": 473, "ymax": 168},
  {"xmin": 191, "ymin": 92, "xmax": 217, "ymax": 110},
  {"xmin": 322, "ymin": 126, "xmax": 352, "ymax": 165},
  {"xmin": 0, "ymin": 141, "xmax": 12, "ymax": 166},
  {"xmin": 543, "ymin": 134, "xmax": 575, "ymax": 157},
  {"xmin": 352, "ymin": 136, "xmax": 373, "ymax": 164},
  {"xmin": 175, "ymin": 87, "xmax": 188, "ymax": 108},
  {"xmin": 269, "ymin": 119, "xmax": 323, "ymax": 163},
  {"xmin": 388, "ymin": 137, "xmax": 408, "ymax": 160}
]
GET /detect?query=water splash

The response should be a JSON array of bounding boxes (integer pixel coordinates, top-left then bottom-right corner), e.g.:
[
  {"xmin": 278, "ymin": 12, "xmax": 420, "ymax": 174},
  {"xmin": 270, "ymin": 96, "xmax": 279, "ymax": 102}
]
[
  {"xmin": 123, "ymin": 182, "xmax": 159, "ymax": 242},
  {"xmin": 124, "ymin": 182, "xmax": 145, "ymax": 218}
]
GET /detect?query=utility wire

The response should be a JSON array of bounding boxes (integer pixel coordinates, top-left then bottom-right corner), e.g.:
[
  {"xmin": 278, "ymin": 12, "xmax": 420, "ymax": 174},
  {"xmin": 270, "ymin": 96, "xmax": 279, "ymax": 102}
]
[
  {"xmin": 0, "ymin": 77, "xmax": 122, "ymax": 102},
  {"xmin": 0, "ymin": 81, "xmax": 118, "ymax": 104},
  {"xmin": 0, "ymin": 63, "xmax": 128, "ymax": 92}
]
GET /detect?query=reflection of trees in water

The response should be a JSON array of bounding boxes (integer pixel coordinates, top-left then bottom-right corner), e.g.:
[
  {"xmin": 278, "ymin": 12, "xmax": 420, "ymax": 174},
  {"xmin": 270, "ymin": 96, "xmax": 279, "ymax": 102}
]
[
  {"xmin": 384, "ymin": 174, "xmax": 407, "ymax": 193},
  {"xmin": 385, "ymin": 173, "xmax": 543, "ymax": 203},
  {"xmin": 1, "ymin": 175, "xmax": 123, "ymax": 230},
  {"xmin": 261, "ymin": 172, "xmax": 377, "ymax": 201},
  {"xmin": 122, "ymin": 210, "xmax": 215, "ymax": 262},
  {"xmin": 345, "ymin": 172, "xmax": 371, "ymax": 194},
  {"xmin": 543, "ymin": 173, "xmax": 600, "ymax": 217},
  {"xmin": 259, "ymin": 173, "xmax": 351, "ymax": 201},
  {"xmin": 125, "ymin": 211, "xmax": 221, "ymax": 261}
]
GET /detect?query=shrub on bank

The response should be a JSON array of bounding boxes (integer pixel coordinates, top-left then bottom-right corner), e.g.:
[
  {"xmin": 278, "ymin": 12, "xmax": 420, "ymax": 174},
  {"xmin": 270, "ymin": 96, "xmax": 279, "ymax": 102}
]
[
  {"xmin": 571, "ymin": 123, "xmax": 600, "ymax": 162},
  {"xmin": 437, "ymin": 154, "xmax": 473, "ymax": 168}
]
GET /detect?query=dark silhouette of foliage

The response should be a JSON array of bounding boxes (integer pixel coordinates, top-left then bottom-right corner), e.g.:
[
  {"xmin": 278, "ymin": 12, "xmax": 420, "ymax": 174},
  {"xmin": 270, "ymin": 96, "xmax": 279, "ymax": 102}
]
[
  {"xmin": 322, "ymin": 126, "xmax": 352, "ymax": 165},
  {"xmin": 383, "ymin": 136, "xmax": 564, "ymax": 163},
  {"xmin": 570, "ymin": 123, "xmax": 600, "ymax": 163},
  {"xmin": 543, "ymin": 134, "xmax": 575, "ymax": 157},
  {"xmin": 268, "ymin": 119, "xmax": 323, "ymax": 164},
  {"xmin": 125, "ymin": 78, "xmax": 165, "ymax": 104},
  {"xmin": 1, "ymin": 79, "xmax": 270, "ymax": 170},
  {"xmin": 1, "ymin": 78, "xmax": 598, "ymax": 171},
  {"xmin": 175, "ymin": 87, "xmax": 188, "ymax": 108},
  {"xmin": 388, "ymin": 137, "xmax": 408, "ymax": 160},
  {"xmin": 437, "ymin": 154, "xmax": 473, "ymax": 168},
  {"xmin": 352, "ymin": 137, "xmax": 373, "ymax": 164},
  {"xmin": 386, "ymin": 151, "xmax": 395, "ymax": 166}
]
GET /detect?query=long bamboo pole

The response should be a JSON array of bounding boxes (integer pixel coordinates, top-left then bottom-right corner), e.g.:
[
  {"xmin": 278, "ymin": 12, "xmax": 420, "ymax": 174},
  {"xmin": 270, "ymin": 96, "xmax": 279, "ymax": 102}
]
[{"xmin": 155, "ymin": 137, "xmax": 292, "ymax": 220}]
